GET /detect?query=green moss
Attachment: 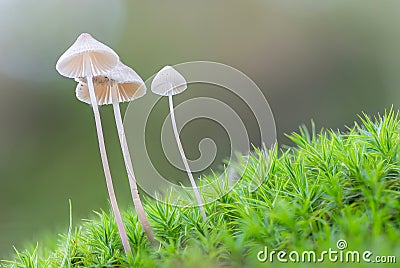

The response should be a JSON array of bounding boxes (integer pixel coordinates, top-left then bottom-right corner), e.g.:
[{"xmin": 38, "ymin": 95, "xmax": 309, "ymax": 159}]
[{"xmin": 2, "ymin": 110, "xmax": 400, "ymax": 267}]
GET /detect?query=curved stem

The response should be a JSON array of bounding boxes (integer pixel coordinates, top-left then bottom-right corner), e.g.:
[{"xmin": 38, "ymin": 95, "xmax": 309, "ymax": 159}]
[
  {"xmin": 111, "ymin": 86, "xmax": 159, "ymax": 247},
  {"xmin": 168, "ymin": 95, "xmax": 207, "ymax": 221},
  {"xmin": 85, "ymin": 61, "xmax": 131, "ymax": 254}
]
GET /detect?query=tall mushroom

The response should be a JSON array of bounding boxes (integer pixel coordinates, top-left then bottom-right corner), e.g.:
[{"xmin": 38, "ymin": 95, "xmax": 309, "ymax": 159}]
[
  {"xmin": 151, "ymin": 66, "xmax": 207, "ymax": 221},
  {"xmin": 76, "ymin": 61, "xmax": 158, "ymax": 246},
  {"xmin": 55, "ymin": 33, "xmax": 131, "ymax": 253}
]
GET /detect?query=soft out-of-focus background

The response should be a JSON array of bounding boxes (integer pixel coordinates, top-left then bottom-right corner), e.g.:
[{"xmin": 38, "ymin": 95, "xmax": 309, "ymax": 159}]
[{"xmin": 1, "ymin": 0, "xmax": 400, "ymax": 257}]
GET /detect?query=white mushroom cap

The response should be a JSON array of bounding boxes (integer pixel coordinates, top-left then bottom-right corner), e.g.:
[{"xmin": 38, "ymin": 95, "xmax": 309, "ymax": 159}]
[
  {"xmin": 56, "ymin": 33, "xmax": 119, "ymax": 78},
  {"xmin": 75, "ymin": 62, "xmax": 146, "ymax": 105},
  {"xmin": 151, "ymin": 66, "xmax": 187, "ymax": 96}
]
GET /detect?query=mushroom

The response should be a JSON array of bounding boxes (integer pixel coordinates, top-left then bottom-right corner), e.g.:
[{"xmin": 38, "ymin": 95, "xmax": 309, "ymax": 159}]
[
  {"xmin": 151, "ymin": 66, "xmax": 207, "ymax": 221},
  {"xmin": 76, "ymin": 61, "xmax": 158, "ymax": 246},
  {"xmin": 55, "ymin": 33, "xmax": 131, "ymax": 254}
]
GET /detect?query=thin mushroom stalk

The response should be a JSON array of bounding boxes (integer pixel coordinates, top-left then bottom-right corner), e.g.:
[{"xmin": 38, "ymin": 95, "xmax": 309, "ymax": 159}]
[
  {"xmin": 111, "ymin": 84, "xmax": 159, "ymax": 247},
  {"xmin": 151, "ymin": 66, "xmax": 207, "ymax": 221},
  {"xmin": 85, "ymin": 59, "xmax": 131, "ymax": 254},
  {"xmin": 168, "ymin": 94, "xmax": 207, "ymax": 221}
]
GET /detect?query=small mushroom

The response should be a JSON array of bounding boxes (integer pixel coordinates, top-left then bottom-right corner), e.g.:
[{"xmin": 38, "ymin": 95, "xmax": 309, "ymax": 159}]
[
  {"xmin": 55, "ymin": 33, "xmax": 131, "ymax": 254},
  {"xmin": 76, "ymin": 62, "xmax": 158, "ymax": 246},
  {"xmin": 151, "ymin": 66, "xmax": 207, "ymax": 221}
]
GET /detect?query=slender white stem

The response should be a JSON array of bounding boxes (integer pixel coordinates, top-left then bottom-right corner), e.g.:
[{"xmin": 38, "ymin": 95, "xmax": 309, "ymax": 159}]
[
  {"xmin": 60, "ymin": 200, "xmax": 72, "ymax": 268},
  {"xmin": 168, "ymin": 95, "xmax": 207, "ymax": 221},
  {"xmin": 85, "ymin": 58, "xmax": 131, "ymax": 254},
  {"xmin": 111, "ymin": 86, "xmax": 159, "ymax": 247}
]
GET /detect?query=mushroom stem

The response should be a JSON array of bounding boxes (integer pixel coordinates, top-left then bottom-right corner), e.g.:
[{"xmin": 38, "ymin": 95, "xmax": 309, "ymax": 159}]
[
  {"xmin": 86, "ymin": 73, "xmax": 132, "ymax": 254},
  {"xmin": 168, "ymin": 95, "xmax": 207, "ymax": 221},
  {"xmin": 111, "ymin": 86, "xmax": 159, "ymax": 247}
]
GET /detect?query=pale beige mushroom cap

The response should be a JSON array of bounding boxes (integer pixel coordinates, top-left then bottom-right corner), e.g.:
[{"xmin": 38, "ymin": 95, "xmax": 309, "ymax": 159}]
[
  {"xmin": 151, "ymin": 66, "xmax": 187, "ymax": 96},
  {"xmin": 75, "ymin": 62, "xmax": 146, "ymax": 105},
  {"xmin": 56, "ymin": 33, "xmax": 119, "ymax": 78}
]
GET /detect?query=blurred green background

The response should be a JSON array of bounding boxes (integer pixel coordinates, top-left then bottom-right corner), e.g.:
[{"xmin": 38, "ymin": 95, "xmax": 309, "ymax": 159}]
[{"xmin": 1, "ymin": 0, "xmax": 400, "ymax": 257}]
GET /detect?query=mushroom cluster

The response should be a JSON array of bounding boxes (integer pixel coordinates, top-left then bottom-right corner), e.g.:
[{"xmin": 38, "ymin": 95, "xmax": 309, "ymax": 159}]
[
  {"xmin": 56, "ymin": 33, "xmax": 157, "ymax": 252},
  {"xmin": 56, "ymin": 33, "xmax": 208, "ymax": 254}
]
